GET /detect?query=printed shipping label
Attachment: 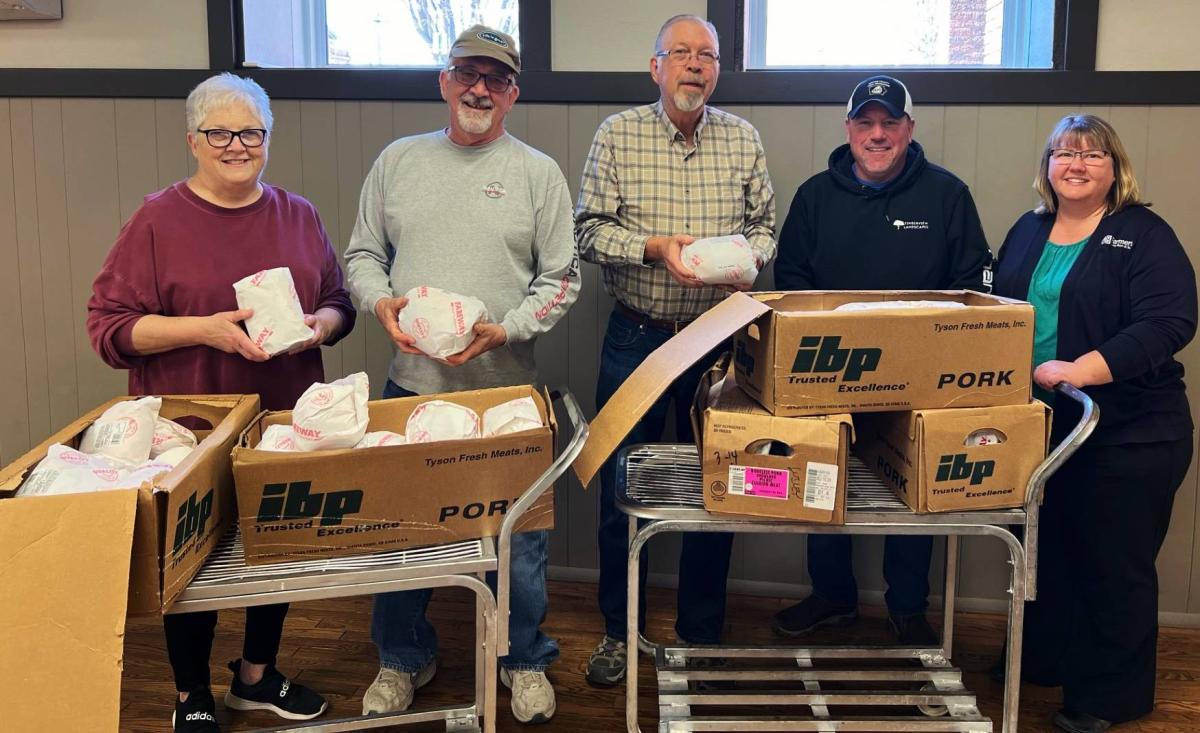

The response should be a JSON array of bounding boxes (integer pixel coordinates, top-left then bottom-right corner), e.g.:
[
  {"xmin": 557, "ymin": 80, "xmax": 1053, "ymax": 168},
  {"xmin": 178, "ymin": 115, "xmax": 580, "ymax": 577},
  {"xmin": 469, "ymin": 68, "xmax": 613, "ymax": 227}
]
[
  {"xmin": 728, "ymin": 465, "xmax": 789, "ymax": 500},
  {"xmin": 803, "ymin": 462, "xmax": 839, "ymax": 510}
]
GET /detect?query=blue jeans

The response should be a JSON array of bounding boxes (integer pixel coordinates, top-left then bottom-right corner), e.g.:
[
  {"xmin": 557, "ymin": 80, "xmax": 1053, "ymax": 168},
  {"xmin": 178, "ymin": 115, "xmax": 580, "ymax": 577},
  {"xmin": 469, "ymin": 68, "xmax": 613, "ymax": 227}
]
[
  {"xmin": 807, "ymin": 534, "xmax": 933, "ymax": 617},
  {"xmin": 371, "ymin": 380, "xmax": 558, "ymax": 672},
  {"xmin": 596, "ymin": 309, "xmax": 734, "ymax": 644}
]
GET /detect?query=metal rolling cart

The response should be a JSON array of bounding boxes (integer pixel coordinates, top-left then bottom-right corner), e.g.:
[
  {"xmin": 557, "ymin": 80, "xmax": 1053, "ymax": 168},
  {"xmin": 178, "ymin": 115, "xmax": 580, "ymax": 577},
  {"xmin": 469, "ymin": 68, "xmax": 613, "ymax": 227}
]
[
  {"xmin": 166, "ymin": 390, "xmax": 587, "ymax": 733},
  {"xmin": 618, "ymin": 385, "xmax": 1097, "ymax": 733}
]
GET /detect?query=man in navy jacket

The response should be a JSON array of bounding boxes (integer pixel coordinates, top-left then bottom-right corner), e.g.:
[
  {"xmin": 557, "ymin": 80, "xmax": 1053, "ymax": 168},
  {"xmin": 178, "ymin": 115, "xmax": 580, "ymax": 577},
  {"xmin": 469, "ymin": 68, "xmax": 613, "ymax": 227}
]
[{"xmin": 772, "ymin": 75, "xmax": 992, "ymax": 645}]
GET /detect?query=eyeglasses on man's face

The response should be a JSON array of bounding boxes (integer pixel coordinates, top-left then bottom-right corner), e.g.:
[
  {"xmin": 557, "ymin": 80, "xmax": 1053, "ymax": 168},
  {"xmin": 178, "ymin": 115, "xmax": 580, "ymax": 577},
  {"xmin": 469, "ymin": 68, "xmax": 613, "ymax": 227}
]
[
  {"xmin": 448, "ymin": 66, "xmax": 515, "ymax": 93},
  {"xmin": 1049, "ymin": 148, "xmax": 1111, "ymax": 166},
  {"xmin": 197, "ymin": 128, "xmax": 268, "ymax": 148},
  {"xmin": 655, "ymin": 47, "xmax": 720, "ymax": 66}
]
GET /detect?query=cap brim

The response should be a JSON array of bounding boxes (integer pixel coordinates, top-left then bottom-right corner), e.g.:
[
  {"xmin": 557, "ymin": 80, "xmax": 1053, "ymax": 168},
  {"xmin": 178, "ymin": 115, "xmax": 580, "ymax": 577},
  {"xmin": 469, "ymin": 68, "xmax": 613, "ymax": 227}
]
[
  {"xmin": 449, "ymin": 48, "xmax": 520, "ymax": 74},
  {"xmin": 848, "ymin": 99, "xmax": 905, "ymax": 119}
]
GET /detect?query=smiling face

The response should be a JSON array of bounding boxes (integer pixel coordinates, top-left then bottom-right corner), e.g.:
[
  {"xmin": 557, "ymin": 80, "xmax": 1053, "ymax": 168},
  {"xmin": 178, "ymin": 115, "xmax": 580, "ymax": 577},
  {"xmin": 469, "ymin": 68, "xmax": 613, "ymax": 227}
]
[
  {"xmin": 439, "ymin": 56, "xmax": 519, "ymax": 146},
  {"xmin": 651, "ymin": 18, "xmax": 720, "ymax": 121},
  {"xmin": 187, "ymin": 102, "xmax": 268, "ymax": 198},
  {"xmin": 845, "ymin": 104, "xmax": 914, "ymax": 184},
  {"xmin": 1047, "ymin": 133, "xmax": 1115, "ymax": 211}
]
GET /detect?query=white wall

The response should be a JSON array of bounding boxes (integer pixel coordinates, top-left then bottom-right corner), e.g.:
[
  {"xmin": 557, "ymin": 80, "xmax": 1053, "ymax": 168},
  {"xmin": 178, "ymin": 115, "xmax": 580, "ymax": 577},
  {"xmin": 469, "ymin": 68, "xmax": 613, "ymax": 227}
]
[
  {"xmin": 0, "ymin": 0, "xmax": 207, "ymax": 69},
  {"xmin": 550, "ymin": 0, "xmax": 705, "ymax": 71},
  {"xmin": 1096, "ymin": 0, "xmax": 1200, "ymax": 71},
  {"xmin": 2, "ymin": 0, "xmax": 1199, "ymax": 73}
]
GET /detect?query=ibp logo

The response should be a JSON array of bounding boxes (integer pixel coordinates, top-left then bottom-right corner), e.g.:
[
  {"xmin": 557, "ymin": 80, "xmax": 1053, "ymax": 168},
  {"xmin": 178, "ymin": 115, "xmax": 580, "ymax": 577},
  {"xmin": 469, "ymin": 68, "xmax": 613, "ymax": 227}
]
[
  {"xmin": 935, "ymin": 454, "xmax": 995, "ymax": 486},
  {"xmin": 172, "ymin": 488, "xmax": 214, "ymax": 555},
  {"xmin": 257, "ymin": 481, "xmax": 363, "ymax": 527},
  {"xmin": 791, "ymin": 336, "xmax": 881, "ymax": 382}
]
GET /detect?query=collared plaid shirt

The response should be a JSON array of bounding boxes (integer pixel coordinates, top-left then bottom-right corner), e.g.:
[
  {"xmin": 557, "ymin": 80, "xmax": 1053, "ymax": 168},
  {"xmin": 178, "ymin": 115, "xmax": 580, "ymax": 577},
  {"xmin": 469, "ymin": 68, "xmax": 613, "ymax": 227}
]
[{"xmin": 574, "ymin": 101, "xmax": 776, "ymax": 321}]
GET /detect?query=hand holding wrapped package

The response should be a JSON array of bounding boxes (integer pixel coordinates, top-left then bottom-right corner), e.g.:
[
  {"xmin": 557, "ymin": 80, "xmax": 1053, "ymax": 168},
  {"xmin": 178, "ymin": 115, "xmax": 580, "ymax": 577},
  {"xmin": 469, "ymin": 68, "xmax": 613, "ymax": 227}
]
[
  {"xmin": 681, "ymin": 235, "xmax": 759, "ymax": 288},
  {"xmin": 397, "ymin": 286, "xmax": 489, "ymax": 359},
  {"xmin": 405, "ymin": 400, "xmax": 481, "ymax": 444},
  {"xmin": 233, "ymin": 267, "xmax": 315, "ymax": 356},
  {"xmin": 482, "ymin": 396, "xmax": 542, "ymax": 437},
  {"xmin": 292, "ymin": 372, "xmax": 370, "ymax": 450},
  {"xmin": 79, "ymin": 396, "xmax": 162, "ymax": 467}
]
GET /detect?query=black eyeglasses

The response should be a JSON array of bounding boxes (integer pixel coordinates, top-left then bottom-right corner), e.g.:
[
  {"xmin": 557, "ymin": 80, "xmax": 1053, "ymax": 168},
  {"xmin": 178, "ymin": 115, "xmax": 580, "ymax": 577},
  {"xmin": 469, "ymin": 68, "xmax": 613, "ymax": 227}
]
[
  {"xmin": 447, "ymin": 66, "xmax": 515, "ymax": 93},
  {"xmin": 196, "ymin": 128, "xmax": 268, "ymax": 148}
]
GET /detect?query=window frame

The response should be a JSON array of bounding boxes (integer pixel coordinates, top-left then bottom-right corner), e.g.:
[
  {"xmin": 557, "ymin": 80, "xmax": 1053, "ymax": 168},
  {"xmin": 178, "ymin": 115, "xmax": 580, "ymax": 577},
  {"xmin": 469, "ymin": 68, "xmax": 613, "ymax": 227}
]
[{"xmin": 3, "ymin": 0, "xmax": 1199, "ymax": 105}]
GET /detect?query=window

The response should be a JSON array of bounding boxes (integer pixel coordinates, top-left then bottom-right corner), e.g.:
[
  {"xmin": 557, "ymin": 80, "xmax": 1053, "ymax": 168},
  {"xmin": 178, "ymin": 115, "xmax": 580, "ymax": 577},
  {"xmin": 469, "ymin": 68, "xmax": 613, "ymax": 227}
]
[
  {"xmin": 242, "ymin": 0, "xmax": 519, "ymax": 68},
  {"xmin": 744, "ymin": 0, "xmax": 1055, "ymax": 69}
]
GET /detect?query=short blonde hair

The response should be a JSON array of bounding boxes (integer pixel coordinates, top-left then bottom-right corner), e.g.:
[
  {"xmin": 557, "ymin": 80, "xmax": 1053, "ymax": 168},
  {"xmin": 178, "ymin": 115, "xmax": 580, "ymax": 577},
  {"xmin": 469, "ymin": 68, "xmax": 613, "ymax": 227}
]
[
  {"xmin": 1033, "ymin": 114, "xmax": 1145, "ymax": 215},
  {"xmin": 185, "ymin": 72, "xmax": 273, "ymax": 133}
]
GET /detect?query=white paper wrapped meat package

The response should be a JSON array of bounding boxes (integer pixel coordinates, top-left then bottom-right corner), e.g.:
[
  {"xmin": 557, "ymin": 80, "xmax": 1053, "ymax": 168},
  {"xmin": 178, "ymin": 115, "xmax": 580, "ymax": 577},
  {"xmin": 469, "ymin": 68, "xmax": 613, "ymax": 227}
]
[
  {"xmin": 79, "ymin": 396, "xmax": 162, "ymax": 467},
  {"xmin": 291, "ymin": 372, "xmax": 370, "ymax": 450},
  {"xmin": 233, "ymin": 267, "xmax": 315, "ymax": 356},
  {"xmin": 405, "ymin": 400, "xmax": 481, "ymax": 443},
  {"xmin": 681, "ymin": 235, "xmax": 759, "ymax": 288},
  {"xmin": 397, "ymin": 286, "xmax": 489, "ymax": 359}
]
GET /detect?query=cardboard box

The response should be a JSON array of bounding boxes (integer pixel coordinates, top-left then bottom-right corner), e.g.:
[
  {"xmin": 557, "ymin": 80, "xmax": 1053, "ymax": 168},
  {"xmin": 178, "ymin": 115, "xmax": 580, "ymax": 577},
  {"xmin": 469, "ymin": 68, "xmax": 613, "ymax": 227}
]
[
  {"xmin": 693, "ymin": 361, "xmax": 853, "ymax": 523},
  {"xmin": 733, "ymin": 291, "xmax": 1034, "ymax": 416},
  {"xmin": 0, "ymin": 394, "xmax": 260, "ymax": 732},
  {"xmin": 233, "ymin": 385, "xmax": 556, "ymax": 564},
  {"xmin": 854, "ymin": 401, "xmax": 1051, "ymax": 513}
]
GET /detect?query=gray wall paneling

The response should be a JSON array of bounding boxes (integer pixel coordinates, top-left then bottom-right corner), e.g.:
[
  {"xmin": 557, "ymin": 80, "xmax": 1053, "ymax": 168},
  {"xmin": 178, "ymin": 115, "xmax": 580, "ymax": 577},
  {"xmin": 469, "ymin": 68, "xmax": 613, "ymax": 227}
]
[{"xmin": 3, "ymin": 97, "xmax": 1200, "ymax": 620}]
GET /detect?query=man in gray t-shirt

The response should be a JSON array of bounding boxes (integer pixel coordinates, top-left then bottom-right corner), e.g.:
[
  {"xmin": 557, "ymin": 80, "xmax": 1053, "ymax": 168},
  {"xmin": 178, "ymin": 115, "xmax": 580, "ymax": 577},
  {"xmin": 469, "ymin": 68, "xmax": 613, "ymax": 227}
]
[{"xmin": 344, "ymin": 25, "xmax": 580, "ymax": 726}]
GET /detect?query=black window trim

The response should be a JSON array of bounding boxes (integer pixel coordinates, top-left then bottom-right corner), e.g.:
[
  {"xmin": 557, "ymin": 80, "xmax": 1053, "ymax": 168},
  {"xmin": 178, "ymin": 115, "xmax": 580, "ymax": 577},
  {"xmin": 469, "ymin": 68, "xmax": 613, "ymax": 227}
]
[{"xmin": 2, "ymin": 0, "xmax": 1198, "ymax": 104}]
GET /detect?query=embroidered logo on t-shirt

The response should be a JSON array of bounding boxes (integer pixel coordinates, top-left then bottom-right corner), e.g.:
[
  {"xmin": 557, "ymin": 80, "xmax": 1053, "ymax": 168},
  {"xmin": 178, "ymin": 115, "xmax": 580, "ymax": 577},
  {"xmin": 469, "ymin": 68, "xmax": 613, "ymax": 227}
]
[
  {"xmin": 892, "ymin": 218, "xmax": 930, "ymax": 231},
  {"xmin": 1101, "ymin": 234, "xmax": 1134, "ymax": 250},
  {"xmin": 483, "ymin": 181, "xmax": 506, "ymax": 198}
]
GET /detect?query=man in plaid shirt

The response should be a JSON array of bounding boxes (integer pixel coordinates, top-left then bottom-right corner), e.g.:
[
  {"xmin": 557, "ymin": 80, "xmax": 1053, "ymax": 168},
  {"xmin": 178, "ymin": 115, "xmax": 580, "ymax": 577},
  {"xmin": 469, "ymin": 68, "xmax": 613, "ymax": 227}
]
[{"xmin": 574, "ymin": 13, "xmax": 776, "ymax": 687}]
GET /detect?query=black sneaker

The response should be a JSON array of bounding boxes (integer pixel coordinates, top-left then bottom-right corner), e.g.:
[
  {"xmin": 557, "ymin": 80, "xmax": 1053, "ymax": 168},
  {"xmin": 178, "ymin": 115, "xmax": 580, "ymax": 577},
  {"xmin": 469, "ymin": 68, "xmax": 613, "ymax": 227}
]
[
  {"xmin": 173, "ymin": 686, "xmax": 220, "ymax": 732},
  {"xmin": 224, "ymin": 659, "xmax": 328, "ymax": 721},
  {"xmin": 771, "ymin": 596, "xmax": 858, "ymax": 637},
  {"xmin": 889, "ymin": 613, "xmax": 939, "ymax": 646}
]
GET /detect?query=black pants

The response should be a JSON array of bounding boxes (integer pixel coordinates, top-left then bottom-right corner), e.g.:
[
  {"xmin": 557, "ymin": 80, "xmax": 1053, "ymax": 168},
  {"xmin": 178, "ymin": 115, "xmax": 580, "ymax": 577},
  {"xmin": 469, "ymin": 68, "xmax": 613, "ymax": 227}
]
[
  {"xmin": 1023, "ymin": 436, "xmax": 1191, "ymax": 723},
  {"xmin": 163, "ymin": 604, "xmax": 290, "ymax": 692}
]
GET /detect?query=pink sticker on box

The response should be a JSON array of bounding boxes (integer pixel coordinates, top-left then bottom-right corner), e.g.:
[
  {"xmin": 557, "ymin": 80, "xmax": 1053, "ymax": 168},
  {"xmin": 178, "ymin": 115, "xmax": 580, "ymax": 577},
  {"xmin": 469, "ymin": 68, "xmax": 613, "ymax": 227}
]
[{"xmin": 729, "ymin": 465, "xmax": 790, "ymax": 500}]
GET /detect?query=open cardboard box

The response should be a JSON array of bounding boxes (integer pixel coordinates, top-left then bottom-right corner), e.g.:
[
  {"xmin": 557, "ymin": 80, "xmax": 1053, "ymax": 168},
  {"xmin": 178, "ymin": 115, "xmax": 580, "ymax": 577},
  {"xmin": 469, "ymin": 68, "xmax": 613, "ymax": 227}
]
[
  {"xmin": 855, "ymin": 401, "xmax": 1051, "ymax": 513},
  {"xmin": 0, "ymin": 394, "xmax": 260, "ymax": 731},
  {"xmin": 692, "ymin": 358, "xmax": 853, "ymax": 523},
  {"xmin": 233, "ymin": 385, "xmax": 556, "ymax": 564},
  {"xmin": 733, "ymin": 290, "xmax": 1034, "ymax": 416}
]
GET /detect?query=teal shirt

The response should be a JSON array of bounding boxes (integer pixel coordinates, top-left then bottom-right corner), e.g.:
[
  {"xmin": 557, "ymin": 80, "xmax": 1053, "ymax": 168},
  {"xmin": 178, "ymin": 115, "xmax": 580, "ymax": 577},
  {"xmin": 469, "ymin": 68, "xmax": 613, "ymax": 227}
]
[{"xmin": 1028, "ymin": 237, "xmax": 1088, "ymax": 403}]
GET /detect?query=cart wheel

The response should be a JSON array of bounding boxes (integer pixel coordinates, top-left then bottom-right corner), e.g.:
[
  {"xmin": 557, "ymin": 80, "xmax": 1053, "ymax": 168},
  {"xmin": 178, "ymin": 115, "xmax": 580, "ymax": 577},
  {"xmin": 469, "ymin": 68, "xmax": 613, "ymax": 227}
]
[{"xmin": 917, "ymin": 682, "xmax": 949, "ymax": 717}]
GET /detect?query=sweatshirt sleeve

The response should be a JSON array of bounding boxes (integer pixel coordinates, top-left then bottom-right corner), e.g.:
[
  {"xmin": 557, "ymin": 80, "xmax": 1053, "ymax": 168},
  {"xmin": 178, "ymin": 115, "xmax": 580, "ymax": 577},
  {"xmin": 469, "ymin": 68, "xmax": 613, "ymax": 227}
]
[
  {"xmin": 773, "ymin": 185, "xmax": 816, "ymax": 290},
  {"xmin": 1095, "ymin": 222, "xmax": 1197, "ymax": 380},
  {"xmin": 500, "ymin": 174, "xmax": 582, "ymax": 343},
  {"xmin": 344, "ymin": 152, "xmax": 396, "ymax": 315},
  {"xmin": 944, "ymin": 186, "xmax": 994, "ymax": 292},
  {"xmin": 312, "ymin": 214, "xmax": 358, "ymax": 347},
  {"xmin": 743, "ymin": 126, "xmax": 777, "ymax": 267},
  {"xmin": 86, "ymin": 213, "xmax": 161, "ymax": 370},
  {"xmin": 574, "ymin": 120, "xmax": 652, "ymax": 267}
]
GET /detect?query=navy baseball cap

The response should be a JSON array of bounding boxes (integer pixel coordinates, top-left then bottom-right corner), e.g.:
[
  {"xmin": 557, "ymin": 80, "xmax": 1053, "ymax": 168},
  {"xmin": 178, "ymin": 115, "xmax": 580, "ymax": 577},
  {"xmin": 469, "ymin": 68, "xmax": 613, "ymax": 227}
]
[{"xmin": 846, "ymin": 75, "xmax": 913, "ymax": 119}]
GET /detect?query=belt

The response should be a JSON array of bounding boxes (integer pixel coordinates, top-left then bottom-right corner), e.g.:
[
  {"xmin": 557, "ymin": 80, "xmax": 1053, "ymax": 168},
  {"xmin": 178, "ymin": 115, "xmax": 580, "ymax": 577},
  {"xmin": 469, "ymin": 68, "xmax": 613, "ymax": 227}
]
[{"xmin": 614, "ymin": 301, "xmax": 696, "ymax": 334}]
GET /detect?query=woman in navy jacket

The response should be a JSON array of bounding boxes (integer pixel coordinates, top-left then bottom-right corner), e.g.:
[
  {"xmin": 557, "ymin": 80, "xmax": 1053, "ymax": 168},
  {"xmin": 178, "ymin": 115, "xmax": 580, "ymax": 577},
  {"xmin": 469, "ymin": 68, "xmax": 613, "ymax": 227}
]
[{"xmin": 993, "ymin": 114, "xmax": 1196, "ymax": 733}]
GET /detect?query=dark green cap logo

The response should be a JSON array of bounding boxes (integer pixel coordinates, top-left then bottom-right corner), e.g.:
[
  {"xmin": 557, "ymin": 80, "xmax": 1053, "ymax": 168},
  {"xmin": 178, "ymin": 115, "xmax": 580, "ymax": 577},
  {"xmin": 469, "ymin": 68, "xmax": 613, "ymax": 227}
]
[{"xmin": 478, "ymin": 30, "xmax": 508, "ymax": 47}]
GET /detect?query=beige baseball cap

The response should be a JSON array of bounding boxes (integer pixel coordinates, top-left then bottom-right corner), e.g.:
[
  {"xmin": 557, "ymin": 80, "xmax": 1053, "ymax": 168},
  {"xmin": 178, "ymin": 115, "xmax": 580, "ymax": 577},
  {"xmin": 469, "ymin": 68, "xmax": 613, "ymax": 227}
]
[{"xmin": 449, "ymin": 24, "xmax": 521, "ymax": 74}]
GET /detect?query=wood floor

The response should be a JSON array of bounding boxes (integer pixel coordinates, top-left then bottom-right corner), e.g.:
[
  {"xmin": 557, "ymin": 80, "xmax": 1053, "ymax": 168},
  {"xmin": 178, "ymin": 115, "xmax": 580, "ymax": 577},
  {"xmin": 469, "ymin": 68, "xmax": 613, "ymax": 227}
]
[{"xmin": 120, "ymin": 580, "xmax": 1200, "ymax": 732}]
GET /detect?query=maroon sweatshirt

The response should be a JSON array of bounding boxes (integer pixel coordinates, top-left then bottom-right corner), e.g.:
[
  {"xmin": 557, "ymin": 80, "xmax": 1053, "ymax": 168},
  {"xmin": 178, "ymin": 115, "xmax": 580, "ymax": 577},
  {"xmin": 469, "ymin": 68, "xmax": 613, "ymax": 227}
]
[{"xmin": 87, "ymin": 182, "xmax": 356, "ymax": 410}]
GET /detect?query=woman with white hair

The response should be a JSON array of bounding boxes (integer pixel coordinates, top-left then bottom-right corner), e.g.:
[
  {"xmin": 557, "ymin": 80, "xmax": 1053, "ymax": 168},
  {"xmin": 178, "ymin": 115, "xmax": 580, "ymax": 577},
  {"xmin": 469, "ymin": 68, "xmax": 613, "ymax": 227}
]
[{"xmin": 87, "ymin": 72, "xmax": 354, "ymax": 731}]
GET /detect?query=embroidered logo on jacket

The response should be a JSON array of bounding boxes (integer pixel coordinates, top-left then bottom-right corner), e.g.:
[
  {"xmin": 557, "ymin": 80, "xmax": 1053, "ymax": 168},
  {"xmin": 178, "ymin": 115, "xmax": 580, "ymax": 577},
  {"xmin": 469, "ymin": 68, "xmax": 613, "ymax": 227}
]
[
  {"xmin": 892, "ymin": 218, "xmax": 930, "ymax": 231},
  {"xmin": 1101, "ymin": 234, "xmax": 1134, "ymax": 250}
]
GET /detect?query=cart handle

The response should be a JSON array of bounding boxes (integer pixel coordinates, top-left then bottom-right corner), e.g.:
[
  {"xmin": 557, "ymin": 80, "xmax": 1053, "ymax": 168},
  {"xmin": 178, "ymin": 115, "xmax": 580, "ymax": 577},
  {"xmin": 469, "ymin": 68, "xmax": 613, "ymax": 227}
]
[
  {"xmin": 495, "ymin": 389, "xmax": 589, "ymax": 656},
  {"xmin": 1022, "ymin": 382, "xmax": 1098, "ymax": 600}
]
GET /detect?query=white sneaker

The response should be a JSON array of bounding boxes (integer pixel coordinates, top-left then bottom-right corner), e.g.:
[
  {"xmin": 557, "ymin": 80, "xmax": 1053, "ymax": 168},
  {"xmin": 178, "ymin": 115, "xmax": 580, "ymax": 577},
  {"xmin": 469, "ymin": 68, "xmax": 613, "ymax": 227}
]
[
  {"xmin": 361, "ymin": 660, "xmax": 436, "ymax": 715},
  {"xmin": 500, "ymin": 668, "xmax": 556, "ymax": 724}
]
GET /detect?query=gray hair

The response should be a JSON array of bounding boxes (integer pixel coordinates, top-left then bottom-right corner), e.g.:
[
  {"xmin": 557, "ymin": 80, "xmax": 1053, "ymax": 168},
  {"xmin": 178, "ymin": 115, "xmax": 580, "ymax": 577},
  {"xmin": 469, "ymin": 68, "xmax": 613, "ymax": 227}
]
[
  {"xmin": 654, "ymin": 14, "xmax": 719, "ymax": 55},
  {"xmin": 185, "ymin": 72, "xmax": 274, "ymax": 133}
]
